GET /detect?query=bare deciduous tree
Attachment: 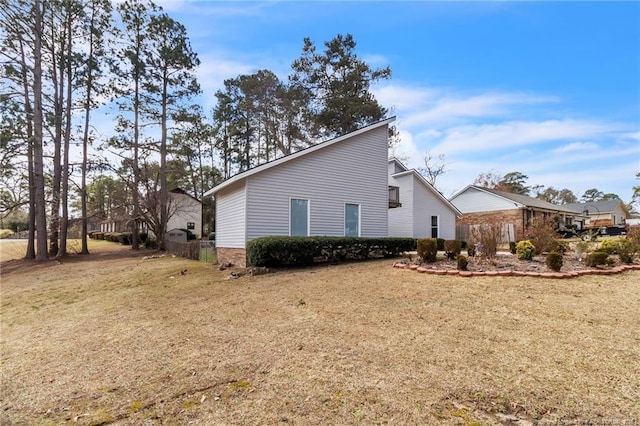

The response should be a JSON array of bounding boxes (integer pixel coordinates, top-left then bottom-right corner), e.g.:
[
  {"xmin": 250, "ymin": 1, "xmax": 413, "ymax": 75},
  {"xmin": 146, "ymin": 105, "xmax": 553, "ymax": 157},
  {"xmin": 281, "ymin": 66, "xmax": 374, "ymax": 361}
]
[{"xmin": 417, "ymin": 150, "xmax": 447, "ymax": 188}]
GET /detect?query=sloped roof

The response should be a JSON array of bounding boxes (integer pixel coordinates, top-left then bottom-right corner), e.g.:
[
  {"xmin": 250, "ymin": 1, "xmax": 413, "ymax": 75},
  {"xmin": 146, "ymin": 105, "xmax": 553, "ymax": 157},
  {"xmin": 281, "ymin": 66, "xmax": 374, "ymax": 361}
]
[
  {"xmin": 563, "ymin": 199, "xmax": 629, "ymax": 216},
  {"xmin": 389, "ymin": 165, "xmax": 462, "ymax": 217},
  {"xmin": 204, "ymin": 117, "xmax": 396, "ymax": 197},
  {"xmin": 454, "ymin": 185, "xmax": 582, "ymax": 215},
  {"xmin": 169, "ymin": 187, "xmax": 201, "ymax": 204},
  {"xmin": 388, "ymin": 157, "xmax": 409, "ymax": 172}
]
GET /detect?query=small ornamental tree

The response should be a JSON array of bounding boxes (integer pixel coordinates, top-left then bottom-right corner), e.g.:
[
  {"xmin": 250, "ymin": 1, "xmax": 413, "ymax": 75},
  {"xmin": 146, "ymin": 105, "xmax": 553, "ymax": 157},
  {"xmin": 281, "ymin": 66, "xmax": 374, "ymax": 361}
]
[
  {"xmin": 470, "ymin": 223, "xmax": 503, "ymax": 259},
  {"xmin": 526, "ymin": 217, "xmax": 558, "ymax": 253}
]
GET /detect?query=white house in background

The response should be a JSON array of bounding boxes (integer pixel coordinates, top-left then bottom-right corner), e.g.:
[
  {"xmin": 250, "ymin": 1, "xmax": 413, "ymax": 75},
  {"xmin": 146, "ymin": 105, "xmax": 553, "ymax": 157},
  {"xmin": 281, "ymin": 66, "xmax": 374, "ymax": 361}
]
[
  {"xmin": 166, "ymin": 188, "xmax": 203, "ymax": 238},
  {"xmin": 387, "ymin": 158, "xmax": 461, "ymax": 240},
  {"xmin": 100, "ymin": 187, "xmax": 202, "ymax": 239},
  {"xmin": 204, "ymin": 118, "xmax": 395, "ymax": 267}
]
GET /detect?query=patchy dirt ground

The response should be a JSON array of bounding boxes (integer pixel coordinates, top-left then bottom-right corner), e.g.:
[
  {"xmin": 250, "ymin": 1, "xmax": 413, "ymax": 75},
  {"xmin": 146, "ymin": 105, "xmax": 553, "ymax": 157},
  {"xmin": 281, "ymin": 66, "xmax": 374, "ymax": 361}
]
[{"xmin": 1, "ymin": 243, "xmax": 639, "ymax": 425}]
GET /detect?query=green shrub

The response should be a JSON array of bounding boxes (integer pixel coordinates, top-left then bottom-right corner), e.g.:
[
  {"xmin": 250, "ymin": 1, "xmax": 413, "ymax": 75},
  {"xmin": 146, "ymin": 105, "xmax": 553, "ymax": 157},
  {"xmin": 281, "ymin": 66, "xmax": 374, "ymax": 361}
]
[
  {"xmin": 436, "ymin": 238, "xmax": 445, "ymax": 251},
  {"xmin": 246, "ymin": 236, "xmax": 416, "ymax": 267},
  {"xmin": 545, "ymin": 251, "xmax": 563, "ymax": 272},
  {"xmin": 516, "ymin": 240, "xmax": 536, "ymax": 260},
  {"xmin": 617, "ymin": 239, "xmax": 637, "ymax": 264},
  {"xmin": 417, "ymin": 238, "xmax": 438, "ymax": 263},
  {"xmin": 548, "ymin": 239, "xmax": 568, "ymax": 254},
  {"xmin": 509, "ymin": 241, "xmax": 517, "ymax": 254},
  {"xmin": 585, "ymin": 251, "xmax": 609, "ymax": 267},
  {"xmin": 457, "ymin": 255, "xmax": 468, "ymax": 271},
  {"xmin": 444, "ymin": 240, "xmax": 462, "ymax": 260},
  {"xmin": 598, "ymin": 238, "xmax": 620, "ymax": 255}
]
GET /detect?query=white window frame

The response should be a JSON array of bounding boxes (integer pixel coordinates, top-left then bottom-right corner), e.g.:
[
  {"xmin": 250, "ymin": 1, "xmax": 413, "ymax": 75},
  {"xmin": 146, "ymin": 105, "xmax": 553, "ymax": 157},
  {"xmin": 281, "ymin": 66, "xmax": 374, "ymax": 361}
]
[
  {"xmin": 344, "ymin": 203, "xmax": 361, "ymax": 237},
  {"xmin": 289, "ymin": 198, "xmax": 310, "ymax": 236}
]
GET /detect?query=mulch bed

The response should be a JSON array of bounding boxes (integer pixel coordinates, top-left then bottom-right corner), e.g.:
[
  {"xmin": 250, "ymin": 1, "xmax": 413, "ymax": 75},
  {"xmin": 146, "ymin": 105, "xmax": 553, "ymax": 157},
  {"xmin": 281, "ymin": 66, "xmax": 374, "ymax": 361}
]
[{"xmin": 393, "ymin": 251, "xmax": 640, "ymax": 278}]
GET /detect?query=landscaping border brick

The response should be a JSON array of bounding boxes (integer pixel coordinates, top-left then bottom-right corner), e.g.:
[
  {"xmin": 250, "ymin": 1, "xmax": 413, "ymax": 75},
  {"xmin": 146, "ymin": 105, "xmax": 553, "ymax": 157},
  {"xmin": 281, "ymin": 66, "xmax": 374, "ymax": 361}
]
[{"xmin": 391, "ymin": 262, "xmax": 640, "ymax": 279}]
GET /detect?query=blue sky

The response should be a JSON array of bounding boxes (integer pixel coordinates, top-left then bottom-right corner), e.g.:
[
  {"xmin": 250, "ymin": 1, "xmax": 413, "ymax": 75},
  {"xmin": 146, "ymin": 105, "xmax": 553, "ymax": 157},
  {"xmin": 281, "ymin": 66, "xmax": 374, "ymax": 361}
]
[{"xmin": 156, "ymin": 0, "xmax": 640, "ymax": 202}]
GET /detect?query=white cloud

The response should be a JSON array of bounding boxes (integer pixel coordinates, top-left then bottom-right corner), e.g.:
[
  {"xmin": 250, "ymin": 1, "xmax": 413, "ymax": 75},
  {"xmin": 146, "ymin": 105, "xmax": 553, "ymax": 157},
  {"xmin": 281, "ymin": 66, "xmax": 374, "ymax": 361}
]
[
  {"xmin": 362, "ymin": 53, "xmax": 390, "ymax": 67},
  {"xmin": 374, "ymin": 85, "xmax": 442, "ymax": 111},
  {"xmin": 375, "ymin": 81, "xmax": 638, "ymax": 199},
  {"xmin": 389, "ymin": 129, "xmax": 422, "ymax": 169},
  {"xmin": 622, "ymin": 131, "xmax": 640, "ymax": 141},
  {"xmin": 553, "ymin": 141, "xmax": 599, "ymax": 154},
  {"xmin": 403, "ymin": 92, "xmax": 559, "ymax": 128},
  {"xmin": 194, "ymin": 53, "xmax": 256, "ymax": 109},
  {"xmin": 375, "ymin": 83, "xmax": 559, "ymax": 127},
  {"xmin": 431, "ymin": 119, "xmax": 620, "ymax": 156}
]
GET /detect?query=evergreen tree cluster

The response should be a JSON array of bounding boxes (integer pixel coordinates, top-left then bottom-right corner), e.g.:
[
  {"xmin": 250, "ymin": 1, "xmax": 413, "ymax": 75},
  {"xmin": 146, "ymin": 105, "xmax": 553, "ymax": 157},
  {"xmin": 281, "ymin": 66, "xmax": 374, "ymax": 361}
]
[{"xmin": 0, "ymin": 0, "xmax": 392, "ymax": 259}]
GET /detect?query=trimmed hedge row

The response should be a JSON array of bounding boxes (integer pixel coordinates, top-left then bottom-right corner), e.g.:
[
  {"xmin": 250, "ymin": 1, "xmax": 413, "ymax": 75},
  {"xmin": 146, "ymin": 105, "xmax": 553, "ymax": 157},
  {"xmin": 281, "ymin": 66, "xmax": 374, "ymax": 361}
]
[
  {"xmin": 246, "ymin": 236, "xmax": 416, "ymax": 267},
  {"xmin": 89, "ymin": 231, "xmax": 148, "ymax": 245}
]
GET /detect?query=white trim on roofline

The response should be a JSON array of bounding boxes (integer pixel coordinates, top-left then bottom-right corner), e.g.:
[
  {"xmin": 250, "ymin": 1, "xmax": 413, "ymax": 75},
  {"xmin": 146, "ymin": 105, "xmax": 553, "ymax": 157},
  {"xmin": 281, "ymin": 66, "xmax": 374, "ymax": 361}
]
[
  {"xmin": 387, "ymin": 157, "xmax": 409, "ymax": 172},
  {"xmin": 390, "ymin": 169, "xmax": 463, "ymax": 217},
  {"xmin": 204, "ymin": 117, "xmax": 396, "ymax": 198},
  {"xmin": 450, "ymin": 185, "xmax": 526, "ymax": 209}
]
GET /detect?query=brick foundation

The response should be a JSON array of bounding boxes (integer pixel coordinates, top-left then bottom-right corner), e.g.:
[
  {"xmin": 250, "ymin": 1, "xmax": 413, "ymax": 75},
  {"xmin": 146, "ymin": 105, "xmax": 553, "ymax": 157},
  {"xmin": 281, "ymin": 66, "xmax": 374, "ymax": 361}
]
[
  {"xmin": 457, "ymin": 209, "xmax": 526, "ymax": 241},
  {"xmin": 217, "ymin": 247, "xmax": 247, "ymax": 268}
]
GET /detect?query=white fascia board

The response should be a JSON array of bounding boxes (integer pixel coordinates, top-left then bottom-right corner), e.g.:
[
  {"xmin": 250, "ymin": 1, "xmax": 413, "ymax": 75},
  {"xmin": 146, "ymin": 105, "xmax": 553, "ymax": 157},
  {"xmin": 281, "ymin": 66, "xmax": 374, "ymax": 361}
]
[{"xmin": 203, "ymin": 117, "xmax": 396, "ymax": 198}]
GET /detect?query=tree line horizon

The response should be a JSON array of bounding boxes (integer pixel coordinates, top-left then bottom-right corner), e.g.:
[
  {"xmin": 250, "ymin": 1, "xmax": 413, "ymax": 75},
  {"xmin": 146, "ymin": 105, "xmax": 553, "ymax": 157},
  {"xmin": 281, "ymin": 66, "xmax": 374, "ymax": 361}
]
[{"xmin": 2, "ymin": 0, "xmax": 638, "ymax": 261}]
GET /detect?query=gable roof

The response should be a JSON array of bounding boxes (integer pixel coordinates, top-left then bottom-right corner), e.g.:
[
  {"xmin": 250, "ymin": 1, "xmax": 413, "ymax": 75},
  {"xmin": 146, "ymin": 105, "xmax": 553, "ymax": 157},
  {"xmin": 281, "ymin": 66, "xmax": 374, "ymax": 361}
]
[
  {"xmin": 389, "ymin": 163, "xmax": 462, "ymax": 217},
  {"xmin": 452, "ymin": 185, "xmax": 582, "ymax": 215},
  {"xmin": 169, "ymin": 187, "xmax": 201, "ymax": 204},
  {"xmin": 204, "ymin": 117, "xmax": 396, "ymax": 197},
  {"xmin": 563, "ymin": 199, "xmax": 629, "ymax": 216},
  {"xmin": 388, "ymin": 157, "xmax": 409, "ymax": 172}
]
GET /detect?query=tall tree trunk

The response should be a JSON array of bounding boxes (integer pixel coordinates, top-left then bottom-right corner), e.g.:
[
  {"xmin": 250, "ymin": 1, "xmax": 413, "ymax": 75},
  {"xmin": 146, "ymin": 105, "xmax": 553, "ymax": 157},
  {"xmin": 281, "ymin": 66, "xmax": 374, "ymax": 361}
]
[
  {"xmin": 58, "ymin": 6, "xmax": 74, "ymax": 258},
  {"xmin": 131, "ymin": 73, "xmax": 141, "ymax": 250},
  {"xmin": 80, "ymin": 0, "xmax": 97, "ymax": 255},
  {"xmin": 80, "ymin": 56, "xmax": 92, "ymax": 254},
  {"xmin": 33, "ymin": 0, "xmax": 48, "ymax": 261},
  {"xmin": 17, "ymin": 33, "xmax": 36, "ymax": 259},
  {"xmin": 158, "ymin": 71, "xmax": 169, "ymax": 251},
  {"xmin": 48, "ymin": 15, "xmax": 66, "ymax": 257}
]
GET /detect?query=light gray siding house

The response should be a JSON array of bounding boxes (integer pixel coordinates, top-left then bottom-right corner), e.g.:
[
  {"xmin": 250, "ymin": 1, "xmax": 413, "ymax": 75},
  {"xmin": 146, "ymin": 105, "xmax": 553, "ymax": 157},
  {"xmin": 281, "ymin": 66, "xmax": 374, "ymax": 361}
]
[
  {"xmin": 205, "ymin": 118, "xmax": 395, "ymax": 267},
  {"xmin": 387, "ymin": 158, "xmax": 461, "ymax": 240}
]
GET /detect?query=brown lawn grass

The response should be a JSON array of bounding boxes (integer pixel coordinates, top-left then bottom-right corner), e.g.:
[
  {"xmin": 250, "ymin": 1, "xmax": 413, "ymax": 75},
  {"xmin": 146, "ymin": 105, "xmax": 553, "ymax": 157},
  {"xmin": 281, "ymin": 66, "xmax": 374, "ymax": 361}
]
[{"xmin": 1, "ymin": 247, "xmax": 639, "ymax": 425}]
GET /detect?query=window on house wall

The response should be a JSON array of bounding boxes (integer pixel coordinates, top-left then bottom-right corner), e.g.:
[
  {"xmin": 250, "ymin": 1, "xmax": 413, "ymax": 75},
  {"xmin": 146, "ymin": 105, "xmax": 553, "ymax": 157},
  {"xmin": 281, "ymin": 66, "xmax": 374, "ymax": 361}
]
[
  {"xmin": 290, "ymin": 198, "xmax": 309, "ymax": 236},
  {"xmin": 345, "ymin": 203, "xmax": 360, "ymax": 237},
  {"xmin": 431, "ymin": 215, "xmax": 438, "ymax": 238},
  {"xmin": 187, "ymin": 222, "xmax": 195, "ymax": 230},
  {"xmin": 526, "ymin": 210, "xmax": 535, "ymax": 227}
]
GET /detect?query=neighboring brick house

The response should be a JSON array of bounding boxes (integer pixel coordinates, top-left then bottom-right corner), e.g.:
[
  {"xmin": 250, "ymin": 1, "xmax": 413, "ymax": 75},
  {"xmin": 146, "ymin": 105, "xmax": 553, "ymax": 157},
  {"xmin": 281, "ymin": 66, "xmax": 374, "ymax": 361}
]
[
  {"xmin": 563, "ymin": 199, "xmax": 630, "ymax": 229},
  {"xmin": 449, "ymin": 185, "xmax": 585, "ymax": 242}
]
